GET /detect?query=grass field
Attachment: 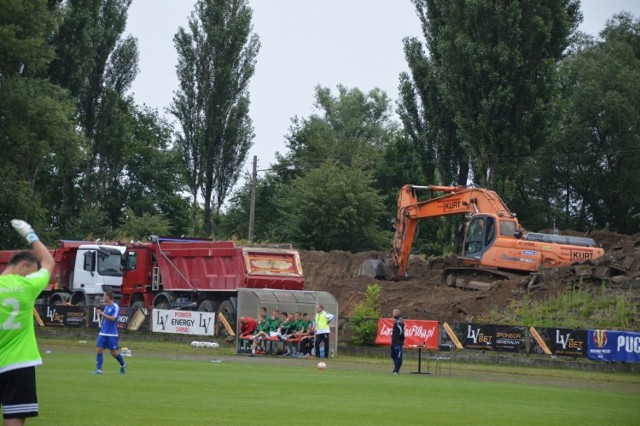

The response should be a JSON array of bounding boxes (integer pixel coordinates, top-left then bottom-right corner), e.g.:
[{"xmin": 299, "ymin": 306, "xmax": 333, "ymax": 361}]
[{"xmin": 29, "ymin": 337, "xmax": 640, "ymax": 425}]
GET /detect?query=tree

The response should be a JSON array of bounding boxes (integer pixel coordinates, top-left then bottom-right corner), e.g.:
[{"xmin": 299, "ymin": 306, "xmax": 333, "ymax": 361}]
[
  {"xmin": 277, "ymin": 162, "xmax": 388, "ymax": 251},
  {"xmin": 398, "ymin": 37, "xmax": 468, "ymax": 186},
  {"xmin": 48, "ymin": 0, "xmax": 139, "ymax": 229},
  {"xmin": 171, "ymin": 0, "xmax": 260, "ymax": 236},
  {"xmin": 218, "ymin": 168, "xmax": 293, "ymax": 241},
  {"xmin": 541, "ymin": 13, "xmax": 640, "ymax": 233},
  {"xmin": 119, "ymin": 104, "xmax": 192, "ymax": 236},
  {"xmin": 0, "ymin": 0, "xmax": 81, "ymax": 247},
  {"xmin": 400, "ymin": 0, "xmax": 581, "ymax": 189},
  {"xmin": 284, "ymin": 85, "xmax": 397, "ymax": 173},
  {"xmin": 220, "ymin": 84, "xmax": 400, "ymax": 248}
]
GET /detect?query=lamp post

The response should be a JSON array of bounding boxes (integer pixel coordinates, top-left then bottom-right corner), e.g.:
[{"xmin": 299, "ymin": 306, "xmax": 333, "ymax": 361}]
[{"xmin": 248, "ymin": 156, "xmax": 294, "ymax": 243}]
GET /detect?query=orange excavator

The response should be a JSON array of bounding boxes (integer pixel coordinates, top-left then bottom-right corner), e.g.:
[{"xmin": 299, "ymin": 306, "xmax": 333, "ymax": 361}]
[{"xmin": 364, "ymin": 184, "xmax": 604, "ymax": 289}]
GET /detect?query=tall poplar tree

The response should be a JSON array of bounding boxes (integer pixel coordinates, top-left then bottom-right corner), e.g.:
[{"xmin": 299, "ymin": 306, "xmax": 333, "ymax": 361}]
[
  {"xmin": 399, "ymin": 0, "xmax": 581, "ymax": 189},
  {"xmin": 171, "ymin": 0, "xmax": 260, "ymax": 235},
  {"xmin": 48, "ymin": 0, "xmax": 138, "ymax": 226}
]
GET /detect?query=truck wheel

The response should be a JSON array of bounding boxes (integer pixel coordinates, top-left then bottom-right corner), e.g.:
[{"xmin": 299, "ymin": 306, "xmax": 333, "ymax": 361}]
[
  {"xmin": 50, "ymin": 294, "xmax": 69, "ymax": 306},
  {"xmin": 217, "ymin": 300, "xmax": 236, "ymax": 338},
  {"xmin": 198, "ymin": 300, "xmax": 218, "ymax": 312},
  {"xmin": 155, "ymin": 300, "xmax": 170, "ymax": 310},
  {"xmin": 131, "ymin": 301, "xmax": 145, "ymax": 310}
]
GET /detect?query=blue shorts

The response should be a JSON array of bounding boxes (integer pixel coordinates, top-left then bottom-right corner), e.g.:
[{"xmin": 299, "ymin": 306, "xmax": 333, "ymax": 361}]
[{"xmin": 96, "ymin": 335, "xmax": 119, "ymax": 350}]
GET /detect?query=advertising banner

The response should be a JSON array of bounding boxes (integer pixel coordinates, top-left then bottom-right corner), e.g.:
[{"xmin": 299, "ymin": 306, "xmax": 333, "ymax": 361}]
[
  {"xmin": 375, "ymin": 319, "xmax": 439, "ymax": 348},
  {"xmin": 492, "ymin": 325, "xmax": 527, "ymax": 352},
  {"xmin": 588, "ymin": 329, "xmax": 640, "ymax": 363},
  {"xmin": 529, "ymin": 327, "xmax": 587, "ymax": 357},
  {"xmin": 89, "ymin": 306, "xmax": 133, "ymax": 330},
  {"xmin": 453, "ymin": 323, "xmax": 526, "ymax": 352},
  {"xmin": 151, "ymin": 309, "xmax": 215, "ymax": 336},
  {"xmin": 37, "ymin": 305, "xmax": 86, "ymax": 328}
]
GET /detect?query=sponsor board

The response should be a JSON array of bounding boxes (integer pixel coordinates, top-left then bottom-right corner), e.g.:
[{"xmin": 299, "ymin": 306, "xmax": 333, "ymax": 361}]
[
  {"xmin": 529, "ymin": 327, "xmax": 587, "ymax": 357},
  {"xmin": 450, "ymin": 324, "xmax": 526, "ymax": 352},
  {"xmin": 36, "ymin": 305, "xmax": 86, "ymax": 328},
  {"xmin": 588, "ymin": 329, "xmax": 640, "ymax": 363},
  {"xmin": 152, "ymin": 309, "xmax": 215, "ymax": 336},
  {"xmin": 375, "ymin": 319, "xmax": 439, "ymax": 349},
  {"xmin": 89, "ymin": 306, "xmax": 132, "ymax": 330}
]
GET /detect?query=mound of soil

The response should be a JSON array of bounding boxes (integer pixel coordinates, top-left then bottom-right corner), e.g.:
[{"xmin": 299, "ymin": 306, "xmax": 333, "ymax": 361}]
[{"xmin": 300, "ymin": 231, "xmax": 640, "ymax": 326}]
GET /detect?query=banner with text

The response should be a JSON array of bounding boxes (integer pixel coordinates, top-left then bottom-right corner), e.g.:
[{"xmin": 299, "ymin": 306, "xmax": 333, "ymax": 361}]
[
  {"xmin": 452, "ymin": 323, "xmax": 526, "ymax": 352},
  {"xmin": 152, "ymin": 309, "xmax": 216, "ymax": 336},
  {"xmin": 587, "ymin": 329, "xmax": 640, "ymax": 363},
  {"xmin": 375, "ymin": 319, "xmax": 439, "ymax": 349},
  {"xmin": 529, "ymin": 327, "xmax": 587, "ymax": 357},
  {"xmin": 37, "ymin": 305, "xmax": 86, "ymax": 328},
  {"xmin": 88, "ymin": 306, "xmax": 134, "ymax": 330}
]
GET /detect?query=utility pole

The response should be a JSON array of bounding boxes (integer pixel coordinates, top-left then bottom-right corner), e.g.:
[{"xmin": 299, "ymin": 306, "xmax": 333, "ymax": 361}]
[{"xmin": 248, "ymin": 155, "xmax": 257, "ymax": 243}]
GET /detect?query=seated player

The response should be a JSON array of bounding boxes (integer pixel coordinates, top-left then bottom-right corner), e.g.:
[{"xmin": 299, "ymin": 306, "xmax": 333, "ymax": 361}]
[
  {"xmin": 238, "ymin": 316, "xmax": 258, "ymax": 352},
  {"xmin": 250, "ymin": 309, "xmax": 280, "ymax": 356},
  {"xmin": 298, "ymin": 313, "xmax": 316, "ymax": 357}
]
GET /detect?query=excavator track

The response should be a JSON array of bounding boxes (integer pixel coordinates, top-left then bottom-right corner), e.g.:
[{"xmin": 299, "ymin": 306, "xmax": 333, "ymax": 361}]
[{"xmin": 441, "ymin": 267, "xmax": 521, "ymax": 291}]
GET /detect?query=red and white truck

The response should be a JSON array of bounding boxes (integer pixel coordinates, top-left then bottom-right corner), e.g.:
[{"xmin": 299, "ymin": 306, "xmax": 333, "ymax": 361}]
[
  {"xmin": 119, "ymin": 237, "xmax": 304, "ymax": 330},
  {"xmin": 0, "ymin": 240, "xmax": 126, "ymax": 306},
  {"xmin": 0, "ymin": 237, "xmax": 304, "ymax": 333}
]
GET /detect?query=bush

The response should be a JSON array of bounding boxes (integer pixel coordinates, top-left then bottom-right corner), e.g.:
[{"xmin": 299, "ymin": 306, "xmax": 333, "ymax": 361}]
[{"xmin": 350, "ymin": 284, "xmax": 381, "ymax": 346}]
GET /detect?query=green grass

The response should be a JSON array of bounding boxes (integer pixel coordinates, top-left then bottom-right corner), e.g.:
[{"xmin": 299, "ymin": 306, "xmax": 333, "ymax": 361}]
[
  {"xmin": 484, "ymin": 283, "xmax": 639, "ymax": 330},
  {"xmin": 30, "ymin": 338, "xmax": 640, "ymax": 425}
]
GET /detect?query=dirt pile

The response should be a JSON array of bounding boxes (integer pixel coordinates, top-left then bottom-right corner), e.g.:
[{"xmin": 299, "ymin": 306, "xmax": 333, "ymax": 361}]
[{"xmin": 300, "ymin": 231, "xmax": 640, "ymax": 326}]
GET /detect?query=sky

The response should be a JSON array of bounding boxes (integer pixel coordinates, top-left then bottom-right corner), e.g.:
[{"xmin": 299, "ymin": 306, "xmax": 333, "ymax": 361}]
[{"xmin": 124, "ymin": 0, "xmax": 640, "ymax": 176}]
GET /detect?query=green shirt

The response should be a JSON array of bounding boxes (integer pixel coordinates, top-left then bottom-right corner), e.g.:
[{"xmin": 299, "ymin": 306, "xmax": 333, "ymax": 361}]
[
  {"xmin": 255, "ymin": 317, "xmax": 268, "ymax": 334},
  {"xmin": 0, "ymin": 268, "xmax": 49, "ymax": 373},
  {"xmin": 293, "ymin": 319, "xmax": 304, "ymax": 332},
  {"xmin": 268, "ymin": 318, "xmax": 281, "ymax": 333},
  {"xmin": 301, "ymin": 319, "xmax": 313, "ymax": 332}
]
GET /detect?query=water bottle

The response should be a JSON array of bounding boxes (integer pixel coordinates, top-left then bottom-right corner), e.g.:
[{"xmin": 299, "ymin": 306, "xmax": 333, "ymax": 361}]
[{"xmin": 320, "ymin": 346, "xmax": 325, "ymax": 358}]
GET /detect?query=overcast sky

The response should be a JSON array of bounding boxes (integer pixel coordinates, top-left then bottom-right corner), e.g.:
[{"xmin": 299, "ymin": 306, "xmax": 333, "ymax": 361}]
[{"xmin": 125, "ymin": 0, "xmax": 640, "ymax": 175}]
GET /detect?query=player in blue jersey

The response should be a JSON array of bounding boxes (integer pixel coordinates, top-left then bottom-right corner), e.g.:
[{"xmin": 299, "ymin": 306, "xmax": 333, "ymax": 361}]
[{"xmin": 94, "ymin": 291, "xmax": 126, "ymax": 375}]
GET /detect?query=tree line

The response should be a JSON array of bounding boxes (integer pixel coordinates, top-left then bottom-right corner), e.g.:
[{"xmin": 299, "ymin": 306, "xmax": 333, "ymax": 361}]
[{"xmin": 1, "ymin": 0, "xmax": 638, "ymax": 254}]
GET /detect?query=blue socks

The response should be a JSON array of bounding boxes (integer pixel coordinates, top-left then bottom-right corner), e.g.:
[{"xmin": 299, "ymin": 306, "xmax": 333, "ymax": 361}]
[
  {"xmin": 96, "ymin": 353, "xmax": 104, "ymax": 370},
  {"xmin": 115, "ymin": 354, "xmax": 125, "ymax": 366}
]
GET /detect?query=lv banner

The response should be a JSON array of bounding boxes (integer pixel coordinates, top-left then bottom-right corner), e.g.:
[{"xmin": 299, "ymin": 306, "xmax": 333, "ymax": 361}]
[
  {"xmin": 451, "ymin": 323, "xmax": 527, "ymax": 352},
  {"xmin": 528, "ymin": 327, "xmax": 587, "ymax": 357},
  {"xmin": 35, "ymin": 305, "xmax": 86, "ymax": 328}
]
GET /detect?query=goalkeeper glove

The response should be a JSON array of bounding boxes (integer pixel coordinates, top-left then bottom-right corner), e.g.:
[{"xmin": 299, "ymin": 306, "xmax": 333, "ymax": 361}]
[{"xmin": 11, "ymin": 219, "xmax": 40, "ymax": 245}]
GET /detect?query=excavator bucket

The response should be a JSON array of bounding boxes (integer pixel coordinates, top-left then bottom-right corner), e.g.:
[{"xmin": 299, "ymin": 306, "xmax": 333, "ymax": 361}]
[{"xmin": 358, "ymin": 258, "xmax": 397, "ymax": 281}]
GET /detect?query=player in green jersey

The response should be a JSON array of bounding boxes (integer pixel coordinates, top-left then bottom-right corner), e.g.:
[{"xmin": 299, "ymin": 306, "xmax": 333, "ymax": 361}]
[{"xmin": 0, "ymin": 220, "xmax": 55, "ymax": 425}]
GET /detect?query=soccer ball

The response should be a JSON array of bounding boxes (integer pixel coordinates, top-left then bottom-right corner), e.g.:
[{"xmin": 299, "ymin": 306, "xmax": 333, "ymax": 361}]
[{"xmin": 317, "ymin": 361, "xmax": 327, "ymax": 370}]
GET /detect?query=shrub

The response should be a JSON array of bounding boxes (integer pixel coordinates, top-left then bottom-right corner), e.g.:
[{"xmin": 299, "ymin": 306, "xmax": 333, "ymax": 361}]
[{"xmin": 350, "ymin": 284, "xmax": 381, "ymax": 346}]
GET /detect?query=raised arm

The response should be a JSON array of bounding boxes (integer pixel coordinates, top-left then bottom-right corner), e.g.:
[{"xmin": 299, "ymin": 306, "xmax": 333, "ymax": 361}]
[{"xmin": 11, "ymin": 219, "xmax": 55, "ymax": 275}]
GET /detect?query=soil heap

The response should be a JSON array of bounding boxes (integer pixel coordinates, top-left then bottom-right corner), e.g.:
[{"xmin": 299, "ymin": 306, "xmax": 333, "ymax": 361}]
[{"xmin": 300, "ymin": 230, "xmax": 640, "ymax": 327}]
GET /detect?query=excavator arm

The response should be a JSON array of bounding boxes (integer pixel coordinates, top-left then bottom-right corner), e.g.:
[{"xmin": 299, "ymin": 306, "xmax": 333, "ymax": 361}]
[{"xmin": 390, "ymin": 184, "xmax": 516, "ymax": 279}]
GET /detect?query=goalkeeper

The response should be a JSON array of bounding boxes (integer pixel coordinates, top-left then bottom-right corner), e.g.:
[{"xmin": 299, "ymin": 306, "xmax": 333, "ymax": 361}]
[{"xmin": 0, "ymin": 220, "xmax": 55, "ymax": 425}]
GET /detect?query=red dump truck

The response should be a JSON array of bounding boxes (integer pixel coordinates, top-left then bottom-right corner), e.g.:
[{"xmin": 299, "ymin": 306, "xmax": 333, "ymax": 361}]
[
  {"xmin": 119, "ymin": 237, "xmax": 305, "ymax": 330},
  {"xmin": 0, "ymin": 240, "xmax": 126, "ymax": 306}
]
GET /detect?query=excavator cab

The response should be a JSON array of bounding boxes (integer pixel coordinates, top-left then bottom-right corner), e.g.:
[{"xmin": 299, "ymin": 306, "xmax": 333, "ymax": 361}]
[{"xmin": 461, "ymin": 214, "xmax": 496, "ymax": 261}]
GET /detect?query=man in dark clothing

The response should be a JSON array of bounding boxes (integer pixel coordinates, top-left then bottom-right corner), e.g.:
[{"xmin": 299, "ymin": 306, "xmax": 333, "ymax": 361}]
[{"xmin": 390, "ymin": 308, "xmax": 405, "ymax": 374}]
